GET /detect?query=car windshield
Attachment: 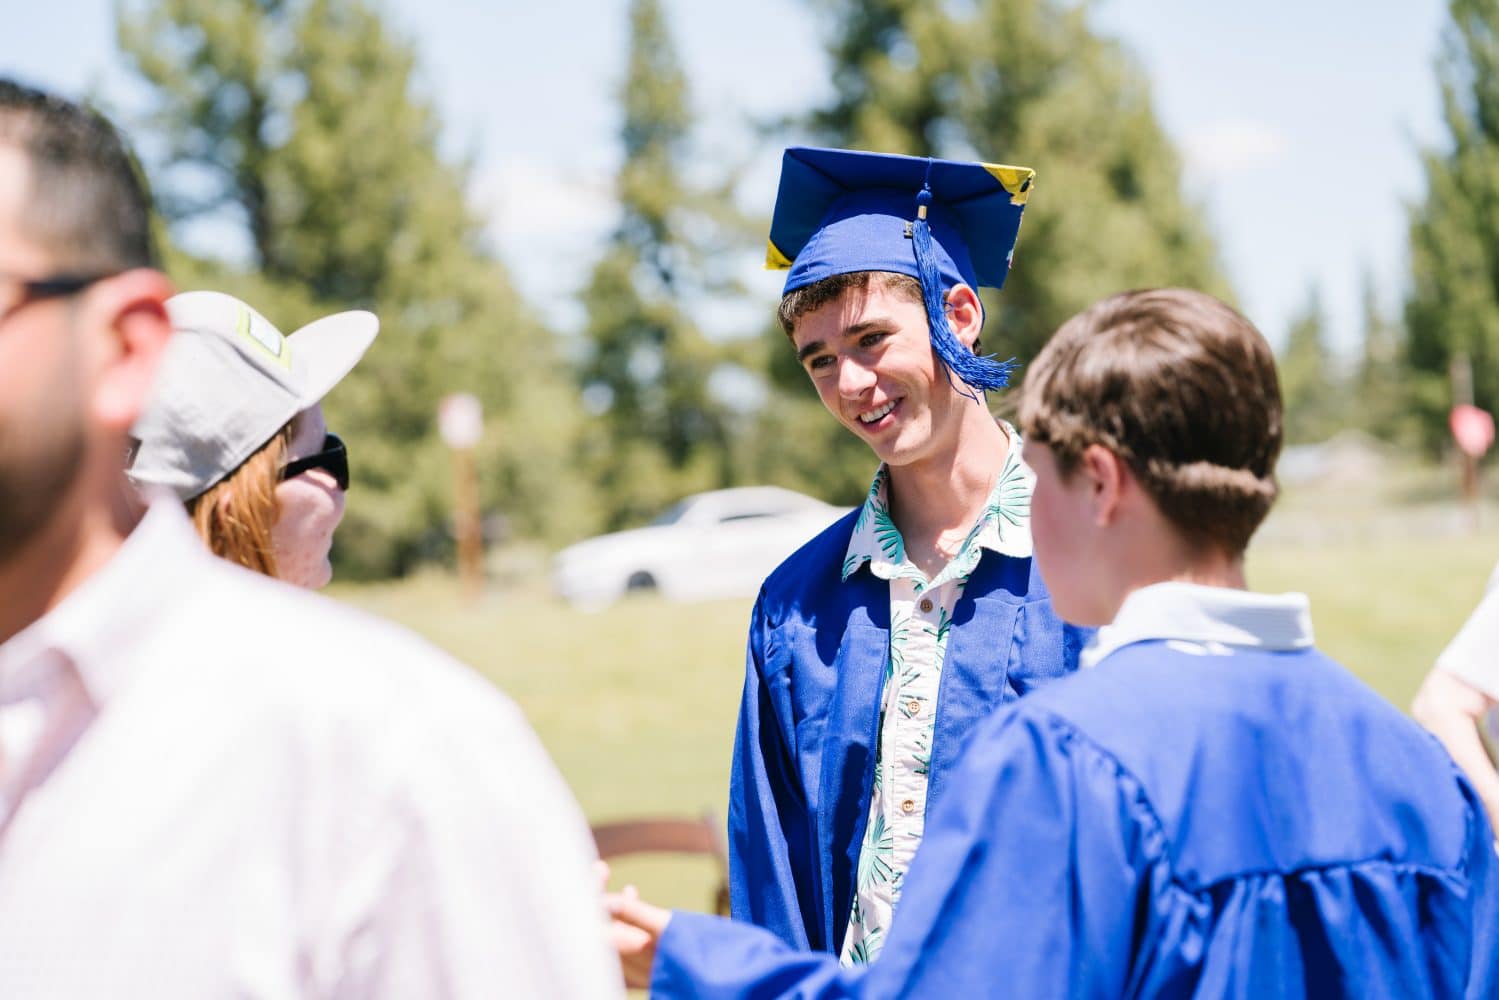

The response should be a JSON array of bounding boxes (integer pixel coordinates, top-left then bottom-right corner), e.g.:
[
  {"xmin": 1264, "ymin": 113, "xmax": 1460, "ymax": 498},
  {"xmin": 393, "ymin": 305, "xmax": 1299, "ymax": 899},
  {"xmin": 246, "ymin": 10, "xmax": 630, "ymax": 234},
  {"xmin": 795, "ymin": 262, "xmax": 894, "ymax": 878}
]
[{"xmin": 648, "ymin": 500, "xmax": 689, "ymax": 527}]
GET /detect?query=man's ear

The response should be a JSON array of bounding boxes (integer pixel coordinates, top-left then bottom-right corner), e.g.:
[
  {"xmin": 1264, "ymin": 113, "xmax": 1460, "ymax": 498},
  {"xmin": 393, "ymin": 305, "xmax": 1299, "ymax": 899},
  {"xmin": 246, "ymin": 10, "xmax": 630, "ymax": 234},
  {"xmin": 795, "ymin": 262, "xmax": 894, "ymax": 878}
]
[
  {"xmin": 1079, "ymin": 443, "xmax": 1128, "ymax": 526},
  {"xmin": 85, "ymin": 268, "xmax": 175, "ymax": 434},
  {"xmin": 944, "ymin": 283, "xmax": 983, "ymax": 350}
]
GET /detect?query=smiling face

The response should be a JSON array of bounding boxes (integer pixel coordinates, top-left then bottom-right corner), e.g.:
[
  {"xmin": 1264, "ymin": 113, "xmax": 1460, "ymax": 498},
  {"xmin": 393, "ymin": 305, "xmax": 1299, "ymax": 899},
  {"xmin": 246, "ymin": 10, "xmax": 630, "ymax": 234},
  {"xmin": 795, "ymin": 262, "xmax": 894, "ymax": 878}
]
[
  {"xmin": 791, "ymin": 280, "xmax": 981, "ymax": 470},
  {"xmin": 270, "ymin": 405, "xmax": 346, "ymax": 589}
]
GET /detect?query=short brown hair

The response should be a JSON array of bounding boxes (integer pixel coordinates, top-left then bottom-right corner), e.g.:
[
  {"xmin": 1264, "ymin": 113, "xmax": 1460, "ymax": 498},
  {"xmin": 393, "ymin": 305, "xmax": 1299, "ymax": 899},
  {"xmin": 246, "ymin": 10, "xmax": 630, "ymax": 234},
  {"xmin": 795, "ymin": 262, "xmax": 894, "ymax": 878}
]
[
  {"xmin": 777, "ymin": 271, "xmax": 924, "ymax": 338},
  {"xmin": 184, "ymin": 422, "xmax": 293, "ymax": 578},
  {"xmin": 1018, "ymin": 288, "xmax": 1283, "ymax": 554},
  {"xmin": 0, "ymin": 77, "xmax": 158, "ymax": 273}
]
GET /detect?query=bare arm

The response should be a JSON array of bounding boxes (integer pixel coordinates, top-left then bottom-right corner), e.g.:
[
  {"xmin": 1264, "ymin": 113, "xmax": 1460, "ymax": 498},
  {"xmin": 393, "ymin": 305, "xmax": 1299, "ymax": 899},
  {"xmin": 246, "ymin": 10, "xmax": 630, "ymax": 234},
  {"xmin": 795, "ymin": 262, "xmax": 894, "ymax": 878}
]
[{"xmin": 1413, "ymin": 668, "xmax": 1499, "ymax": 833}]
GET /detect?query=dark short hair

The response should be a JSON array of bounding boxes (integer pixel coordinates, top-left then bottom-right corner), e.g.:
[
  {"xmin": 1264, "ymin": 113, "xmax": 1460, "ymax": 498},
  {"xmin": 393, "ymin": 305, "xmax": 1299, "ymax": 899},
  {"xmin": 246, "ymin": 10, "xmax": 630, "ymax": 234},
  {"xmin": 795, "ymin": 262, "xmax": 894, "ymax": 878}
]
[
  {"xmin": 1018, "ymin": 288, "xmax": 1283, "ymax": 554},
  {"xmin": 777, "ymin": 270, "xmax": 924, "ymax": 338},
  {"xmin": 0, "ymin": 77, "xmax": 158, "ymax": 273}
]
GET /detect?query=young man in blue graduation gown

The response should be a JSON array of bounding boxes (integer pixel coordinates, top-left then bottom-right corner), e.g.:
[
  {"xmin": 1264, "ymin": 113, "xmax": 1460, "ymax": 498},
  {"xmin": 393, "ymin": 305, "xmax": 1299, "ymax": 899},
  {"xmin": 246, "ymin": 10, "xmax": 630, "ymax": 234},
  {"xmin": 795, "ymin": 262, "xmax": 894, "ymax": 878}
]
[
  {"xmin": 611, "ymin": 288, "xmax": 1499, "ymax": 999},
  {"xmin": 726, "ymin": 147, "xmax": 1086, "ymax": 963}
]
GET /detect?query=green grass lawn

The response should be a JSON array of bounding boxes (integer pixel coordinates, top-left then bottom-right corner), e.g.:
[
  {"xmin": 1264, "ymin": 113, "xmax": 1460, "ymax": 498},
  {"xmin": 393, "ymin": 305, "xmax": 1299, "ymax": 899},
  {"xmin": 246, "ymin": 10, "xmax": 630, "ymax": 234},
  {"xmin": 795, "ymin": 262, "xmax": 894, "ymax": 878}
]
[
  {"xmin": 331, "ymin": 573, "xmax": 749, "ymax": 912},
  {"xmin": 1251, "ymin": 532, "xmax": 1499, "ymax": 710},
  {"xmin": 329, "ymin": 523, "xmax": 1499, "ymax": 914}
]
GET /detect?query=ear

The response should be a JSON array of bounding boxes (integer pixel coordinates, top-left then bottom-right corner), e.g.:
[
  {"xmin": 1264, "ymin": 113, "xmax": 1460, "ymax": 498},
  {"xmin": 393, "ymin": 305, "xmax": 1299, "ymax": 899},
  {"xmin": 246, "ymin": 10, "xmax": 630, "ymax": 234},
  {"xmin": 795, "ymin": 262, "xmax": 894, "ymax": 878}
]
[
  {"xmin": 84, "ymin": 268, "xmax": 175, "ymax": 434},
  {"xmin": 214, "ymin": 485, "xmax": 236, "ymax": 519},
  {"xmin": 1079, "ymin": 443, "xmax": 1129, "ymax": 526},
  {"xmin": 944, "ymin": 283, "xmax": 983, "ymax": 350}
]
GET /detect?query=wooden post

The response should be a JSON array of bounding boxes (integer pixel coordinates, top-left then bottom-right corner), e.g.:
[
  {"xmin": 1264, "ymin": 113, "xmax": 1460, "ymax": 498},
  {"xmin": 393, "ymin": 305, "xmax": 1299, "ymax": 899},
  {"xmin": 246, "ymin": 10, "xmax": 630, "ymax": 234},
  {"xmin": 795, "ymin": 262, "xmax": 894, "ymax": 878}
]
[
  {"xmin": 452, "ymin": 445, "xmax": 482, "ymax": 600},
  {"xmin": 1450, "ymin": 354, "xmax": 1494, "ymax": 532},
  {"xmin": 439, "ymin": 393, "xmax": 485, "ymax": 601},
  {"xmin": 1453, "ymin": 353, "xmax": 1479, "ymax": 527}
]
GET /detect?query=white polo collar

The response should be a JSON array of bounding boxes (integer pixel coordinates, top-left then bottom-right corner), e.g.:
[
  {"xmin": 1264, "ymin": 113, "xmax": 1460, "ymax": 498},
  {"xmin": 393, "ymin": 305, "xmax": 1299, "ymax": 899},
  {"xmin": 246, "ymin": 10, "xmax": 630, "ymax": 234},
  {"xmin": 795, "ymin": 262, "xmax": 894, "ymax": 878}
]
[{"xmin": 1081, "ymin": 581, "xmax": 1314, "ymax": 670}]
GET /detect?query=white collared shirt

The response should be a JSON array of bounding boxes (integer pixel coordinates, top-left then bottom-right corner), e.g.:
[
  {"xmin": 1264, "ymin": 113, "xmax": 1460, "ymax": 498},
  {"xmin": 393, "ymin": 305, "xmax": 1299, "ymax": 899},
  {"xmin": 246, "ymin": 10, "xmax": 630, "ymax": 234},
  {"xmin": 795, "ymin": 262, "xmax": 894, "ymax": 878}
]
[
  {"xmin": 1083, "ymin": 581, "xmax": 1315, "ymax": 669},
  {"xmin": 0, "ymin": 502, "xmax": 621, "ymax": 1000}
]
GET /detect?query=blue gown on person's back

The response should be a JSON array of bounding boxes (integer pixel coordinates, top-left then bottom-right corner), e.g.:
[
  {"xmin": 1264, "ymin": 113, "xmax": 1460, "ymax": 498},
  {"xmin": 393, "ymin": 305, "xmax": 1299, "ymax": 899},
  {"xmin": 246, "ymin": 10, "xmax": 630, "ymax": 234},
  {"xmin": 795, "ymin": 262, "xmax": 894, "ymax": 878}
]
[{"xmin": 660, "ymin": 630, "xmax": 1499, "ymax": 998}]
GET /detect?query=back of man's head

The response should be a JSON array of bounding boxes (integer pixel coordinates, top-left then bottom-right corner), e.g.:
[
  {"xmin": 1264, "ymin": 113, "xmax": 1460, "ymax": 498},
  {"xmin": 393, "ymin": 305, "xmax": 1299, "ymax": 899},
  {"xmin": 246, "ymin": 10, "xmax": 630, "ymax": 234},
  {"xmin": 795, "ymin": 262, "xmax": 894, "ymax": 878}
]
[
  {"xmin": 0, "ymin": 78, "xmax": 157, "ymax": 273},
  {"xmin": 1018, "ymin": 288, "xmax": 1283, "ymax": 555}
]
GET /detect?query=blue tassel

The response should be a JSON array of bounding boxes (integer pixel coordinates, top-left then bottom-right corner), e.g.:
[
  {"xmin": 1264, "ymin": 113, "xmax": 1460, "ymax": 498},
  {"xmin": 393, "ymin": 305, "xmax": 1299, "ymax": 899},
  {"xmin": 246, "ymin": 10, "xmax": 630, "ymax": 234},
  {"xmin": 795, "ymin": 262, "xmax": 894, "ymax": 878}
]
[{"xmin": 911, "ymin": 186, "xmax": 1015, "ymax": 399}]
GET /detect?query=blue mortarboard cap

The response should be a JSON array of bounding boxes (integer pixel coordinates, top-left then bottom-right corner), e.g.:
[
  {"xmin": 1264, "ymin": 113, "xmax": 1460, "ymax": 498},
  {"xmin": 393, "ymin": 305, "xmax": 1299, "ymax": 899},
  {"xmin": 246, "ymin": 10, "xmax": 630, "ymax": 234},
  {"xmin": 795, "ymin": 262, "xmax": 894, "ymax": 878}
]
[{"xmin": 767, "ymin": 147, "xmax": 1035, "ymax": 394}]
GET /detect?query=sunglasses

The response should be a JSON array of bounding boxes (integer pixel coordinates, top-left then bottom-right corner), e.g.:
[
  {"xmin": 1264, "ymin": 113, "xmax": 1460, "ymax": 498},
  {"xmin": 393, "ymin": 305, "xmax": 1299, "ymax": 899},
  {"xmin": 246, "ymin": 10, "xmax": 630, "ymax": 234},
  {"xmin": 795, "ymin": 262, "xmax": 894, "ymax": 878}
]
[
  {"xmin": 280, "ymin": 433, "xmax": 349, "ymax": 491},
  {"xmin": 0, "ymin": 270, "xmax": 116, "ymax": 328}
]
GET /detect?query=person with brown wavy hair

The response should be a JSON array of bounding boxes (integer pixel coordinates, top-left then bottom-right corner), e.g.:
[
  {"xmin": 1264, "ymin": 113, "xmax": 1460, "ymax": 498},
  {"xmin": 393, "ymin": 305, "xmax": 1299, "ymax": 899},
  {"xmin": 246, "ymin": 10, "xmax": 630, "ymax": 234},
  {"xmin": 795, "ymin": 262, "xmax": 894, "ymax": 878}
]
[
  {"xmin": 128, "ymin": 290, "xmax": 372, "ymax": 587},
  {"xmin": 183, "ymin": 422, "xmax": 292, "ymax": 576}
]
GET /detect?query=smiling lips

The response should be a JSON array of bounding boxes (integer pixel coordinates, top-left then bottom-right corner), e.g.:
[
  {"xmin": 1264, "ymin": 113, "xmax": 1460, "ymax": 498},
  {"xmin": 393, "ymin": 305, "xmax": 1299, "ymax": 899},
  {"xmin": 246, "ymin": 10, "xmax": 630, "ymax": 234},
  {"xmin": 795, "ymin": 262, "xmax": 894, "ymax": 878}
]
[{"xmin": 858, "ymin": 399, "xmax": 898, "ymax": 426}]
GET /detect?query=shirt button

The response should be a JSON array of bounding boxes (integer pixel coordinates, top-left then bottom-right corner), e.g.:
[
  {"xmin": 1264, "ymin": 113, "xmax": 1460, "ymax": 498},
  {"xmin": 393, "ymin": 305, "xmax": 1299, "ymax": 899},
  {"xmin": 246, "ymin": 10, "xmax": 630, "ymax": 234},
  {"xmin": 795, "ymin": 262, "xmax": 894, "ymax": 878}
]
[
  {"xmin": 906, "ymin": 699, "xmax": 921, "ymax": 715},
  {"xmin": 919, "ymin": 598, "xmax": 934, "ymax": 613},
  {"xmin": 900, "ymin": 799, "xmax": 916, "ymax": 815}
]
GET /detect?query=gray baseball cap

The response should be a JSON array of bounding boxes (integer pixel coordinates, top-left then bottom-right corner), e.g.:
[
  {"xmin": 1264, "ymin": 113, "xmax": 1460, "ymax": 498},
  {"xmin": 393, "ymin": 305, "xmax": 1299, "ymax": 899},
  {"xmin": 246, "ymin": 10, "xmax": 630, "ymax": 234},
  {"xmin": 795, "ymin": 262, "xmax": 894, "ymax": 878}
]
[{"xmin": 128, "ymin": 290, "xmax": 379, "ymax": 500}]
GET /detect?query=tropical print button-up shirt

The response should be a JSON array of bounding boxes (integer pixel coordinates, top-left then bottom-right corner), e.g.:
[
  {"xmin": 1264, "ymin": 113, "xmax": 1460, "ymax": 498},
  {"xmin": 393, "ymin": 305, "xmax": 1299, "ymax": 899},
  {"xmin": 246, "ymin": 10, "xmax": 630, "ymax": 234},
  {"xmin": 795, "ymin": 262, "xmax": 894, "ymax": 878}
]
[{"xmin": 838, "ymin": 424, "xmax": 1035, "ymax": 967}]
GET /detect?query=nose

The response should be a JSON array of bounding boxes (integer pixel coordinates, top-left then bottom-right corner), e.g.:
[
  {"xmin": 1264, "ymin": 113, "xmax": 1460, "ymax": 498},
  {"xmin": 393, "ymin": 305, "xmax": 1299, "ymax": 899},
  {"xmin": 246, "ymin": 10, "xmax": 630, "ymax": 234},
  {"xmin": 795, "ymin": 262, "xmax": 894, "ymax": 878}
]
[{"xmin": 836, "ymin": 356, "xmax": 877, "ymax": 398}]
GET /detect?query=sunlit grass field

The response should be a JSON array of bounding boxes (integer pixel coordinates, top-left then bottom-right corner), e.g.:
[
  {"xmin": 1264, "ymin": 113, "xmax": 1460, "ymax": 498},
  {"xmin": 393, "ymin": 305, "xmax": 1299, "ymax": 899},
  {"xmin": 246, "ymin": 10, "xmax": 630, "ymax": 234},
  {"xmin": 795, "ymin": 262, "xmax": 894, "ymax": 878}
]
[
  {"xmin": 330, "ymin": 496, "xmax": 1499, "ymax": 915},
  {"xmin": 330, "ymin": 570, "xmax": 748, "ymax": 913}
]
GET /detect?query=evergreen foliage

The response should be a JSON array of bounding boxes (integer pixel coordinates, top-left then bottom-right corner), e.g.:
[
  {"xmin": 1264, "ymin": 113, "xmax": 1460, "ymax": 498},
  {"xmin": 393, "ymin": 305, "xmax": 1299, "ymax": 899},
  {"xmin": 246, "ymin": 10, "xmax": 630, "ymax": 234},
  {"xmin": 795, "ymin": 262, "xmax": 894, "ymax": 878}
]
[
  {"xmin": 578, "ymin": 0, "xmax": 737, "ymax": 530},
  {"xmin": 744, "ymin": 0, "xmax": 1232, "ymax": 503},
  {"xmin": 118, "ymin": 0, "xmax": 591, "ymax": 576},
  {"xmin": 1354, "ymin": 269, "xmax": 1413, "ymax": 444},
  {"xmin": 1406, "ymin": 0, "xmax": 1499, "ymax": 451},
  {"xmin": 804, "ymin": 0, "xmax": 1229, "ymax": 364},
  {"xmin": 113, "ymin": 0, "xmax": 1247, "ymax": 564},
  {"xmin": 1279, "ymin": 288, "xmax": 1350, "ymax": 444}
]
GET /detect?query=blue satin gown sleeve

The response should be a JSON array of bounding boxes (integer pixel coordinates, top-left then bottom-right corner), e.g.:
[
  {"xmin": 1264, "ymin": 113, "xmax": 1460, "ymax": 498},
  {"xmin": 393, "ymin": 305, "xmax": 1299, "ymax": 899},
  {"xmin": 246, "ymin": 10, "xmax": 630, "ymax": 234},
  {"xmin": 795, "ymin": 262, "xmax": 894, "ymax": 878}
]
[
  {"xmin": 1460, "ymin": 774, "xmax": 1499, "ymax": 1000},
  {"xmin": 727, "ymin": 591, "xmax": 814, "ymax": 949},
  {"xmin": 655, "ymin": 705, "xmax": 1149, "ymax": 999}
]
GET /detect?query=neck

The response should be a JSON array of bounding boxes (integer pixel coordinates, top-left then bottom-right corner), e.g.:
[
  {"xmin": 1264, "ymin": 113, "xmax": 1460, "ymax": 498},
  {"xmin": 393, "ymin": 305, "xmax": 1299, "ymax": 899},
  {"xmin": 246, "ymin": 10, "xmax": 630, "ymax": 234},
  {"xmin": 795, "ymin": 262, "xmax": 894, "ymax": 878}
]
[
  {"xmin": 887, "ymin": 410, "xmax": 1008, "ymax": 570},
  {"xmin": 1167, "ymin": 555, "xmax": 1247, "ymax": 591},
  {"xmin": 0, "ymin": 474, "xmax": 135, "ymax": 648},
  {"xmin": 1105, "ymin": 541, "xmax": 1247, "ymax": 625}
]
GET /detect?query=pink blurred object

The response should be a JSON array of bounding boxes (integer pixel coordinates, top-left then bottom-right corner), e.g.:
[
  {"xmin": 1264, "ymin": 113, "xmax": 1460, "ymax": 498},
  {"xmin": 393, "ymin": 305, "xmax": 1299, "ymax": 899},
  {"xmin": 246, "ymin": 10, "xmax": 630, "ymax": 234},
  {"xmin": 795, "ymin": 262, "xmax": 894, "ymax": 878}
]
[{"xmin": 1450, "ymin": 404, "xmax": 1495, "ymax": 459}]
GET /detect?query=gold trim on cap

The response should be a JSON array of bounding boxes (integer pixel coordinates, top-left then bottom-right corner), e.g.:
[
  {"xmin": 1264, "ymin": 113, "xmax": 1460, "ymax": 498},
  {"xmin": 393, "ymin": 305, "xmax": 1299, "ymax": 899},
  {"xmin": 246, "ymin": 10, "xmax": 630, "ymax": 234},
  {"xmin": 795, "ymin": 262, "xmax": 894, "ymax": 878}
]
[
  {"xmin": 983, "ymin": 164, "xmax": 1036, "ymax": 206},
  {"xmin": 765, "ymin": 239, "xmax": 794, "ymax": 271}
]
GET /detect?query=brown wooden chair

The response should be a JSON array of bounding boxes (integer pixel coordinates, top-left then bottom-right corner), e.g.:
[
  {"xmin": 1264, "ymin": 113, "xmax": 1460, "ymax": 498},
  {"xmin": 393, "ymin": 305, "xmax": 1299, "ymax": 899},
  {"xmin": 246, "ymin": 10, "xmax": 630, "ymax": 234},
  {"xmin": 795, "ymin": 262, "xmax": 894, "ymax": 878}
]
[{"xmin": 592, "ymin": 812, "xmax": 731, "ymax": 916}]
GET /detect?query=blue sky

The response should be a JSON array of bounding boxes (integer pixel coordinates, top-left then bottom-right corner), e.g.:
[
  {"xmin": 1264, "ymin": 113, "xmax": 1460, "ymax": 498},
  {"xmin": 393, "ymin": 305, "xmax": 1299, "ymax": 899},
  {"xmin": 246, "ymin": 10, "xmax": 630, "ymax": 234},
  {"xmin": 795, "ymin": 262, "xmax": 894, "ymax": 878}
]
[{"xmin": 7, "ymin": 0, "xmax": 1450, "ymax": 355}]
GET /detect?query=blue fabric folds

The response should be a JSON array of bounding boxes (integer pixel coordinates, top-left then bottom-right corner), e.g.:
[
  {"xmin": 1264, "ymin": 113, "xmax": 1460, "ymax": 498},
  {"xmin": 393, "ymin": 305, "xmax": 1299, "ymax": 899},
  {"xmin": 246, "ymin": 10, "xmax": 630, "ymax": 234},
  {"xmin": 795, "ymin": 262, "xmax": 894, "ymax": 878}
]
[
  {"xmin": 663, "ymin": 639, "xmax": 1498, "ymax": 999},
  {"xmin": 725, "ymin": 507, "xmax": 1084, "ymax": 956}
]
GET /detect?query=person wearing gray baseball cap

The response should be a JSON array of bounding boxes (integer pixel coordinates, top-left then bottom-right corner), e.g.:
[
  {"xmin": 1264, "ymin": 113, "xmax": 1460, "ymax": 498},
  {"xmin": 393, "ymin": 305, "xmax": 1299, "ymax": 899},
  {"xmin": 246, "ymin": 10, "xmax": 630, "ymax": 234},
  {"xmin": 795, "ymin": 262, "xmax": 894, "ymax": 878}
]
[{"xmin": 128, "ymin": 289, "xmax": 377, "ymax": 587}]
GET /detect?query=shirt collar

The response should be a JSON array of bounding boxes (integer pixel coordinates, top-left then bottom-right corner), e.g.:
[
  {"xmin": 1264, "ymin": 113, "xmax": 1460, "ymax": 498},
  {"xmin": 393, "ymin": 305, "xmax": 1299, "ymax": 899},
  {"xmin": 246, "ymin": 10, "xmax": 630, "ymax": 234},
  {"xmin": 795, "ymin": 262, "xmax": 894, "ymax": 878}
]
[
  {"xmin": 0, "ymin": 499, "xmax": 206, "ymax": 706},
  {"xmin": 842, "ymin": 421, "xmax": 1033, "ymax": 582},
  {"xmin": 1081, "ymin": 581, "xmax": 1315, "ymax": 669}
]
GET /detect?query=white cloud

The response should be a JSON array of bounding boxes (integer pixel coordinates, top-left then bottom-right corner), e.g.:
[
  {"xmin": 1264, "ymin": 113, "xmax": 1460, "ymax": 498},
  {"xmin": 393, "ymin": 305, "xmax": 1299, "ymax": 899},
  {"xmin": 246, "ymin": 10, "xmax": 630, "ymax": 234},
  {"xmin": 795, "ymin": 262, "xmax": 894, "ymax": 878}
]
[
  {"xmin": 473, "ymin": 158, "xmax": 616, "ymax": 248},
  {"xmin": 471, "ymin": 159, "xmax": 617, "ymax": 327},
  {"xmin": 1182, "ymin": 120, "xmax": 1290, "ymax": 177}
]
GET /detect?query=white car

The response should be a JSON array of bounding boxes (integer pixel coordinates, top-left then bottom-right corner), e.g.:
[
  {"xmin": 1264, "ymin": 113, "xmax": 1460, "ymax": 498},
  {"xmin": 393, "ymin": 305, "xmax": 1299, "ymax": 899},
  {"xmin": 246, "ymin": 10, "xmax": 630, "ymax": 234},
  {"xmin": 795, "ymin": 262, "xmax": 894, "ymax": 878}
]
[{"xmin": 553, "ymin": 486, "xmax": 849, "ymax": 607}]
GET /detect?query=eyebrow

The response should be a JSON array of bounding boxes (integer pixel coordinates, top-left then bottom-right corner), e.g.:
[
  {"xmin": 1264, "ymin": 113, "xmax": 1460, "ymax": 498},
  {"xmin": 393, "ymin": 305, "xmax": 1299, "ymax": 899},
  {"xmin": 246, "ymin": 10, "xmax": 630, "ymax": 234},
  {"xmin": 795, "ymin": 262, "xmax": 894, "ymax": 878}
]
[
  {"xmin": 795, "ymin": 339, "xmax": 827, "ymax": 364},
  {"xmin": 795, "ymin": 319, "xmax": 896, "ymax": 365}
]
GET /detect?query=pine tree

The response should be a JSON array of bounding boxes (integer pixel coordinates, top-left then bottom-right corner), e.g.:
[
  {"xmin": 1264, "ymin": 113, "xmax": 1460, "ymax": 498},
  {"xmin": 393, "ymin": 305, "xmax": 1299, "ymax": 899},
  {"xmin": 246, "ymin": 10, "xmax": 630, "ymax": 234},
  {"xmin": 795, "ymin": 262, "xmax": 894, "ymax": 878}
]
[
  {"xmin": 1279, "ymin": 288, "xmax": 1348, "ymax": 444},
  {"xmin": 803, "ymin": 0, "xmax": 1228, "ymax": 366},
  {"xmin": 744, "ymin": 0, "xmax": 1230, "ymax": 503},
  {"xmin": 118, "ymin": 0, "xmax": 593, "ymax": 575},
  {"xmin": 578, "ymin": 0, "xmax": 735, "ymax": 529},
  {"xmin": 1354, "ymin": 268, "xmax": 1410, "ymax": 443},
  {"xmin": 1405, "ymin": 0, "xmax": 1499, "ymax": 451}
]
